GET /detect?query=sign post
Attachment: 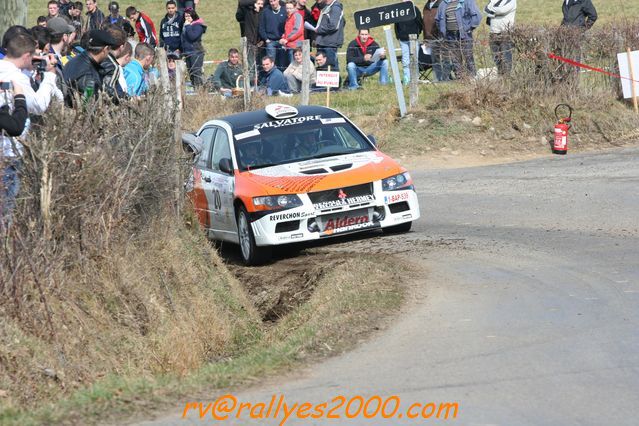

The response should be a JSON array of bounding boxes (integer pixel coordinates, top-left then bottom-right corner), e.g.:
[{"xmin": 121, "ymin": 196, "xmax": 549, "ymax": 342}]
[
  {"xmin": 315, "ymin": 67, "xmax": 340, "ymax": 107},
  {"xmin": 354, "ymin": 1, "xmax": 416, "ymax": 118}
]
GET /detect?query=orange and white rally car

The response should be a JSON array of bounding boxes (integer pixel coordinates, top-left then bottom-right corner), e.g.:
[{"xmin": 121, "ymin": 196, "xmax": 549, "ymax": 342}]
[{"xmin": 185, "ymin": 104, "xmax": 420, "ymax": 265}]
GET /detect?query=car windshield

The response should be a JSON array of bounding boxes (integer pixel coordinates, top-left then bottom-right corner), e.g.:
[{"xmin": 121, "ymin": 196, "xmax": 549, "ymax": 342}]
[{"xmin": 234, "ymin": 118, "xmax": 374, "ymax": 171}]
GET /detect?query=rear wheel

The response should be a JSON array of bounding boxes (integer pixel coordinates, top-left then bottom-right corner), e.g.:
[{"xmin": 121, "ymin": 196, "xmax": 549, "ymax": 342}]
[
  {"xmin": 382, "ymin": 221, "xmax": 412, "ymax": 234},
  {"xmin": 237, "ymin": 205, "xmax": 272, "ymax": 265}
]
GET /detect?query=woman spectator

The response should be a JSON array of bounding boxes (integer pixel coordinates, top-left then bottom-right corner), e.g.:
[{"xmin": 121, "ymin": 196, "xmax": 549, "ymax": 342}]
[
  {"xmin": 181, "ymin": 7, "xmax": 207, "ymax": 87},
  {"xmin": 283, "ymin": 47, "xmax": 315, "ymax": 93},
  {"xmin": 280, "ymin": 0, "xmax": 305, "ymax": 64},
  {"xmin": 435, "ymin": 0, "xmax": 481, "ymax": 79}
]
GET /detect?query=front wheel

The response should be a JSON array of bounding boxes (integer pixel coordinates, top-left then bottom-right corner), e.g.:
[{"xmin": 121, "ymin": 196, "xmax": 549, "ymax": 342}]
[
  {"xmin": 237, "ymin": 205, "xmax": 272, "ymax": 265},
  {"xmin": 382, "ymin": 221, "xmax": 412, "ymax": 234}
]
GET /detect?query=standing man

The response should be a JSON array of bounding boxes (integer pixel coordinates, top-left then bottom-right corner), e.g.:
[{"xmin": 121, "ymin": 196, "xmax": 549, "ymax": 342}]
[
  {"xmin": 394, "ymin": 0, "xmax": 423, "ymax": 85},
  {"xmin": 84, "ymin": 0, "xmax": 106, "ymax": 32},
  {"xmin": 485, "ymin": 0, "xmax": 516, "ymax": 76},
  {"xmin": 314, "ymin": 0, "xmax": 344, "ymax": 71},
  {"xmin": 160, "ymin": 0, "xmax": 184, "ymax": 54},
  {"xmin": 259, "ymin": 0, "xmax": 287, "ymax": 67},
  {"xmin": 345, "ymin": 28, "xmax": 388, "ymax": 90},
  {"xmin": 236, "ymin": 0, "xmax": 264, "ymax": 78},
  {"xmin": 423, "ymin": 0, "xmax": 447, "ymax": 81},
  {"xmin": 101, "ymin": 24, "xmax": 128, "ymax": 99},
  {"xmin": 435, "ymin": 0, "xmax": 481, "ymax": 78},
  {"xmin": 126, "ymin": 6, "xmax": 158, "ymax": 47},
  {"xmin": 561, "ymin": 0, "xmax": 597, "ymax": 29}
]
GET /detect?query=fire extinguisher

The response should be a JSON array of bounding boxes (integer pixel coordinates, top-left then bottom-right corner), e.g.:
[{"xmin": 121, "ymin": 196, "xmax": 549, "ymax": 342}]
[{"xmin": 553, "ymin": 104, "xmax": 573, "ymax": 155}]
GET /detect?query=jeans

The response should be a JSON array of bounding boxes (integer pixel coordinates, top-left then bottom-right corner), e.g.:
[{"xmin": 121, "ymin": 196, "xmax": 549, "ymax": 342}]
[
  {"xmin": 443, "ymin": 31, "xmax": 476, "ymax": 78},
  {"xmin": 489, "ymin": 33, "xmax": 513, "ymax": 75},
  {"xmin": 429, "ymin": 39, "xmax": 450, "ymax": 82},
  {"xmin": 346, "ymin": 60, "xmax": 389, "ymax": 89},
  {"xmin": 1, "ymin": 158, "xmax": 21, "ymax": 231},
  {"xmin": 317, "ymin": 46, "xmax": 339, "ymax": 71},
  {"xmin": 400, "ymin": 40, "xmax": 420, "ymax": 82},
  {"xmin": 264, "ymin": 41, "xmax": 281, "ymax": 62},
  {"xmin": 185, "ymin": 51, "xmax": 205, "ymax": 86}
]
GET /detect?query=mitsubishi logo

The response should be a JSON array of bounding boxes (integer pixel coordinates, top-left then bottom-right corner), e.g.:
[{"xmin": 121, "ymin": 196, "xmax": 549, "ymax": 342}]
[{"xmin": 337, "ymin": 189, "xmax": 347, "ymax": 200}]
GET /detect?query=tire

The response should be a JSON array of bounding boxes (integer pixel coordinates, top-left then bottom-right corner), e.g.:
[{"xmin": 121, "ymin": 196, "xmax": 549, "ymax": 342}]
[
  {"xmin": 382, "ymin": 221, "xmax": 412, "ymax": 234},
  {"xmin": 236, "ymin": 205, "xmax": 272, "ymax": 265}
]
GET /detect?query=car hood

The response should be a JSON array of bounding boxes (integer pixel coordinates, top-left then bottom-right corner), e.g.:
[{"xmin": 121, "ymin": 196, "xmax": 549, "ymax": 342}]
[{"xmin": 239, "ymin": 151, "xmax": 405, "ymax": 195}]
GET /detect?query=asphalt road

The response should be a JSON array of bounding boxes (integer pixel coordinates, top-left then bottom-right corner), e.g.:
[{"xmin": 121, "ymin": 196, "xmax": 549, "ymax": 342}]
[{"xmin": 136, "ymin": 147, "xmax": 639, "ymax": 426}]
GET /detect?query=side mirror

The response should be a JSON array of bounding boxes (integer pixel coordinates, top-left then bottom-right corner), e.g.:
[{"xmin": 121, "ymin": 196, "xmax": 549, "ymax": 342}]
[
  {"xmin": 219, "ymin": 158, "xmax": 234, "ymax": 175},
  {"xmin": 367, "ymin": 134, "xmax": 377, "ymax": 146},
  {"xmin": 182, "ymin": 132, "xmax": 203, "ymax": 156}
]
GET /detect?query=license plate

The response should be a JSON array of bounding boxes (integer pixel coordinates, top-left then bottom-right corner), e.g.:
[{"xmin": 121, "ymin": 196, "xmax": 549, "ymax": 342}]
[{"xmin": 317, "ymin": 208, "xmax": 374, "ymax": 235}]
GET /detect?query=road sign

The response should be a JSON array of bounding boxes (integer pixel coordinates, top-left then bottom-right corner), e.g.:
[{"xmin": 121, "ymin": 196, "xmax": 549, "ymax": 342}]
[
  {"xmin": 316, "ymin": 71, "xmax": 340, "ymax": 88},
  {"xmin": 354, "ymin": 1, "xmax": 416, "ymax": 30}
]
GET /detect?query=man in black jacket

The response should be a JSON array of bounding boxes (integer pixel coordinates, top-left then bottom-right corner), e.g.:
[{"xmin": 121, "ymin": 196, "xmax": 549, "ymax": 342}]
[
  {"xmin": 100, "ymin": 25, "xmax": 128, "ymax": 100},
  {"xmin": 394, "ymin": 0, "xmax": 423, "ymax": 84},
  {"xmin": 561, "ymin": 0, "xmax": 597, "ymax": 29},
  {"xmin": 63, "ymin": 29, "xmax": 117, "ymax": 106},
  {"xmin": 236, "ymin": 0, "xmax": 265, "ymax": 77},
  {"xmin": 345, "ymin": 29, "xmax": 388, "ymax": 90}
]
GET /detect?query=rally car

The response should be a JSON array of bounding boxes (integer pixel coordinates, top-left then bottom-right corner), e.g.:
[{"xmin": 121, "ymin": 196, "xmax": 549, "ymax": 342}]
[{"xmin": 184, "ymin": 104, "xmax": 420, "ymax": 265}]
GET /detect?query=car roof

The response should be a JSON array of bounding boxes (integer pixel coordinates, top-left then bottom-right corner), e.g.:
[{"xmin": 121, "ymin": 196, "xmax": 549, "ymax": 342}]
[{"xmin": 215, "ymin": 105, "xmax": 344, "ymax": 133}]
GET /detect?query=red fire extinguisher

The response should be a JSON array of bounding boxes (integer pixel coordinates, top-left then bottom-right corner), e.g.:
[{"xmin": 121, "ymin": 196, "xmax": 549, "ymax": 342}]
[{"xmin": 553, "ymin": 104, "xmax": 573, "ymax": 155}]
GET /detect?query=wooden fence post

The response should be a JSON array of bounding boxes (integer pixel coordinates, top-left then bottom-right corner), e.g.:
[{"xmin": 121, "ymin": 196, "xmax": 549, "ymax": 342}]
[
  {"xmin": 409, "ymin": 34, "xmax": 419, "ymax": 108},
  {"xmin": 241, "ymin": 37, "xmax": 251, "ymax": 111},
  {"xmin": 174, "ymin": 60, "xmax": 187, "ymax": 216},
  {"xmin": 301, "ymin": 39, "xmax": 311, "ymax": 105}
]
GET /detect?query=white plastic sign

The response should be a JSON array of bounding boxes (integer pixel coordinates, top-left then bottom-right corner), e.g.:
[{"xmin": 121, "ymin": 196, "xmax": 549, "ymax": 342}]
[
  {"xmin": 617, "ymin": 50, "xmax": 639, "ymax": 99},
  {"xmin": 315, "ymin": 71, "xmax": 340, "ymax": 88}
]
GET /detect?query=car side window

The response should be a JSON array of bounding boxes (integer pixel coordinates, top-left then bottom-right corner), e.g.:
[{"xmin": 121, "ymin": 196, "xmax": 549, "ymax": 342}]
[
  {"xmin": 210, "ymin": 128, "xmax": 231, "ymax": 172},
  {"xmin": 335, "ymin": 127, "xmax": 360, "ymax": 149},
  {"xmin": 197, "ymin": 127, "xmax": 217, "ymax": 169}
]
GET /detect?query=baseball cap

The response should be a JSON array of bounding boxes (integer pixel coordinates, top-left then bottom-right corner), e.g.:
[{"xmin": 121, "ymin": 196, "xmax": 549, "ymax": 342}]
[
  {"xmin": 47, "ymin": 17, "xmax": 75, "ymax": 35},
  {"xmin": 87, "ymin": 29, "xmax": 118, "ymax": 48}
]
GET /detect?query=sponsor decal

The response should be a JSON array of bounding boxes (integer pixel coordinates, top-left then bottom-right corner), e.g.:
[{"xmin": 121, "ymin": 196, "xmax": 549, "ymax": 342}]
[
  {"xmin": 384, "ymin": 192, "xmax": 409, "ymax": 204},
  {"xmin": 269, "ymin": 211, "xmax": 313, "ymax": 221},
  {"xmin": 320, "ymin": 117, "xmax": 347, "ymax": 125},
  {"xmin": 254, "ymin": 115, "xmax": 321, "ymax": 130},
  {"xmin": 324, "ymin": 215, "xmax": 369, "ymax": 231},
  {"xmin": 337, "ymin": 189, "xmax": 347, "ymax": 200},
  {"xmin": 313, "ymin": 194, "xmax": 375, "ymax": 210}
]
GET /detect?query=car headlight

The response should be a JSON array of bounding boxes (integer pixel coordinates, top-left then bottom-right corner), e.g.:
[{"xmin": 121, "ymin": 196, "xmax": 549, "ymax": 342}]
[
  {"xmin": 253, "ymin": 194, "xmax": 303, "ymax": 211},
  {"xmin": 382, "ymin": 172, "xmax": 412, "ymax": 191}
]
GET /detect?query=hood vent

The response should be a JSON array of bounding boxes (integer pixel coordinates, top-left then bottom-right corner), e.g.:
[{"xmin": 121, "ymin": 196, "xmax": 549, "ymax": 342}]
[
  {"xmin": 330, "ymin": 163, "xmax": 353, "ymax": 172},
  {"xmin": 300, "ymin": 168, "xmax": 329, "ymax": 175}
]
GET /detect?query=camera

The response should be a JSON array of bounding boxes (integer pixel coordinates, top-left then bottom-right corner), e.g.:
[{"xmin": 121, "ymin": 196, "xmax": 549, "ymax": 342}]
[
  {"xmin": 32, "ymin": 55, "xmax": 48, "ymax": 74},
  {"xmin": 0, "ymin": 81, "xmax": 12, "ymax": 91}
]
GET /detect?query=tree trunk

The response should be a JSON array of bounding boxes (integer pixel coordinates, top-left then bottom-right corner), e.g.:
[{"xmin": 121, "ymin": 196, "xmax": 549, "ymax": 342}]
[{"xmin": 0, "ymin": 0, "xmax": 28, "ymax": 38}]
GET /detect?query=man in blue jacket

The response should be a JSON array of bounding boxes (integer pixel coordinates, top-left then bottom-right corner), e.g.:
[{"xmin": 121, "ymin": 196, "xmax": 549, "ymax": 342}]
[
  {"xmin": 435, "ymin": 0, "xmax": 481, "ymax": 78},
  {"xmin": 259, "ymin": 0, "xmax": 286, "ymax": 68},
  {"xmin": 259, "ymin": 55, "xmax": 290, "ymax": 95},
  {"xmin": 160, "ymin": 0, "xmax": 183, "ymax": 54}
]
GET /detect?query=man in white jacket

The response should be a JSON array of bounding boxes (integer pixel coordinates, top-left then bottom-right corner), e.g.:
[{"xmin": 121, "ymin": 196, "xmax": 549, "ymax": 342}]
[
  {"xmin": 0, "ymin": 31, "xmax": 61, "ymax": 228},
  {"xmin": 484, "ymin": 0, "xmax": 516, "ymax": 75}
]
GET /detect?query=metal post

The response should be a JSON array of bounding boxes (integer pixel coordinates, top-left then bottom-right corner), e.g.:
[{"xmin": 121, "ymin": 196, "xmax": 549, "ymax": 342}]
[
  {"xmin": 241, "ymin": 37, "xmax": 251, "ymax": 110},
  {"xmin": 409, "ymin": 34, "xmax": 419, "ymax": 108},
  {"xmin": 384, "ymin": 25, "xmax": 407, "ymax": 117},
  {"xmin": 301, "ymin": 39, "xmax": 311, "ymax": 106}
]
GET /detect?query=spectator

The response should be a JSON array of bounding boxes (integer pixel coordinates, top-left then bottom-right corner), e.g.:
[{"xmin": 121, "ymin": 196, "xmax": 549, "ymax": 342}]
[
  {"xmin": 101, "ymin": 24, "xmax": 128, "ymax": 99},
  {"xmin": 69, "ymin": 2, "xmax": 84, "ymax": 37},
  {"xmin": 181, "ymin": 7, "xmax": 207, "ymax": 87},
  {"xmin": 124, "ymin": 42, "xmax": 155, "ymax": 96},
  {"xmin": 314, "ymin": 0, "xmax": 345, "ymax": 71},
  {"xmin": 258, "ymin": 55, "xmax": 289, "ymax": 95},
  {"xmin": 209, "ymin": 48, "xmax": 243, "ymax": 97},
  {"xmin": 283, "ymin": 46, "xmax": 315, "ymax": 92},
  {"xmin": 235, "ymin": 0, "xmax": 264, "ymax": 77},
  {"xmin": 47, "ymin": 0, "xmax": 62, "ymax": 21},
  {"xmin": 394, "ymin": 0, "xmax": 423, "ymax": 85},
  {"xmin": 561, "ymin": 0, "xmax": 597, "ymax": 29},
  {"xmin": 48, "ymin": 17, "xmax": 77, "ymax": 96},
  {"xmin": 84, "ymin": 0, "xmax": 106, "ymax": 32},
  {"xmin": 296, "ymin": 0, "xmax": 316, "ymax": 42},
  {"xmin": 126, "ymin": 6, "xmax": 158, "ymax": 47},
  {"xmin": 107, "ymin": 2, "xmax": 131, "ymax": 33},
  {"xmin": 177, "ymin": 0, "xmax": 199, "ymax": 14},
  {"xmin": 423, "ymin": 0, "xmax": 448, "ymax": 81},
  {"xmin": 345, "ymin": 28, "xmax": 388, "ymax": 90},
  {"xmin": 59, "ymin": 0, "xmax": 73, "ymax": 18},
  {"xmin": 435, "ymin": 0, "xmax": 481, "ymax": 78},
  {"xmin": 37, "ymin": 16, "xmax": 49, "ymax": 27},
  {"xmin": 312, "ymin": 50, "xmax": 340, "ymax": 89},
  {"xmin": 485, "ymin": 0, "xmax": 516, "ymax": 76},
  {"xmin": 116, "ymin": 40, "xmax": 132, "ymax": 91},
  {"xmin": 0, "ymin": 33, "xmax": 60, "ymax": 227},
  {"xmin": 63, "ymin": 29, "xmax": 117, "ymax": 105},
  {"xmin": 0, "ymin": 80, "xmax": 28, "ymax": 231},
  {"xmin": 259, "ymin": 0, "xmax": 287, "ymax": 68},
  {"xmin": 160, "ymin": 0, "xmax": 184, "ymax": 54},
  {"xmin": 280, "ymin": 0, "xmax": 305, "ymax": 63}
]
